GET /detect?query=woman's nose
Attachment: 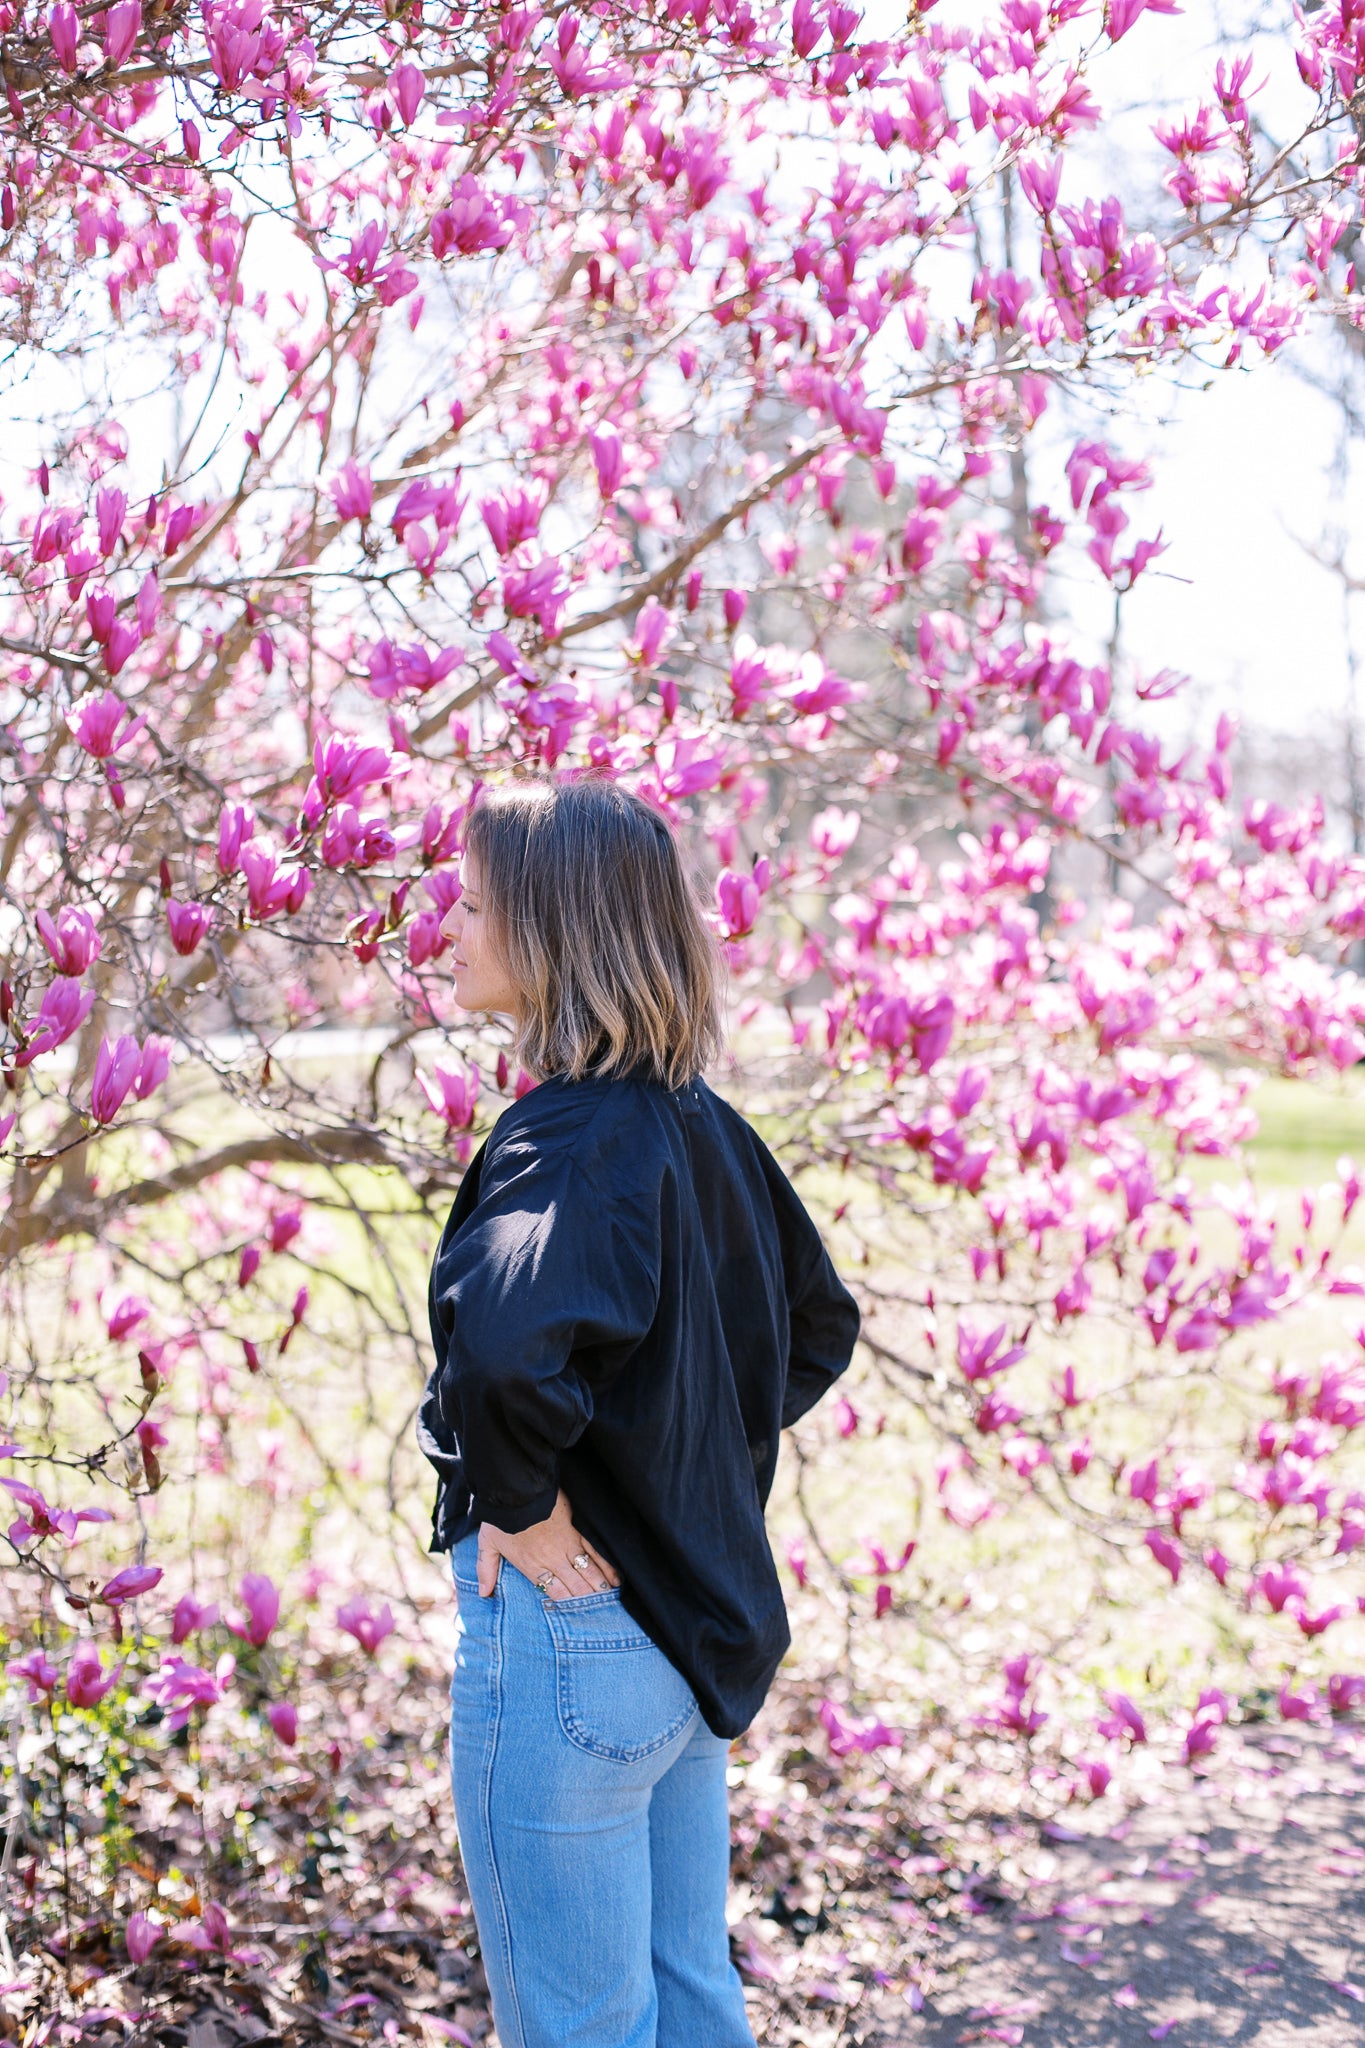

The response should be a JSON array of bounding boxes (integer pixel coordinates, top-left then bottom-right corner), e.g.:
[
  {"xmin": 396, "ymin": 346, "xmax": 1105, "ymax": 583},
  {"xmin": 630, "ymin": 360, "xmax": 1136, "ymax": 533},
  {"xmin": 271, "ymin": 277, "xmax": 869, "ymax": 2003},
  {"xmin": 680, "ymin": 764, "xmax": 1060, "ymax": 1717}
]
[{"xmin": 440, "ymin": 904, "xmax": 461, "ymax": 942}]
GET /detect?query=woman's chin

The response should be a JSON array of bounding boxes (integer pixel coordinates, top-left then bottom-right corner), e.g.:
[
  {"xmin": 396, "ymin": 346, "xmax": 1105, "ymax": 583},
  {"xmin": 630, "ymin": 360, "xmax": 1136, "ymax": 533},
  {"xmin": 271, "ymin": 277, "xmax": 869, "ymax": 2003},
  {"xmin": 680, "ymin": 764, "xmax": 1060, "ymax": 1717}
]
[{"xmin": 451, "ymin": 983, "xmax": 512, "ymax": 1019}]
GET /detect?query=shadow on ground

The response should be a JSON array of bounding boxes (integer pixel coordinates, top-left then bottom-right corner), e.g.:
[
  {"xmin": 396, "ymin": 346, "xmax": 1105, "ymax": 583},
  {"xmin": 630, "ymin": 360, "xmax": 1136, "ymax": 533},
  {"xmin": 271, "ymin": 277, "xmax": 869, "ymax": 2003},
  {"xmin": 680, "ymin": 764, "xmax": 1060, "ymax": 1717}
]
[{"xmin": 857, "ymin": 1723, "xmax": 1365, "ymax": 2047}]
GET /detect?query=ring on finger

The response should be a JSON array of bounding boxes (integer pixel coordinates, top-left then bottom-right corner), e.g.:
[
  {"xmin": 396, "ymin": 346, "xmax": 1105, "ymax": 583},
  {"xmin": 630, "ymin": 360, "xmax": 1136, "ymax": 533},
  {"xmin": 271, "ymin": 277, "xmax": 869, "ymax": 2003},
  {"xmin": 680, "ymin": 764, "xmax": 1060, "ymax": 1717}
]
[
  {"xmin": 571, "ymin": 1552, "xmax": 595, "ymax": 1575},
  {"xmin": 535, "ymin": 1569, "xmax": 557, "ymax": 1594}
]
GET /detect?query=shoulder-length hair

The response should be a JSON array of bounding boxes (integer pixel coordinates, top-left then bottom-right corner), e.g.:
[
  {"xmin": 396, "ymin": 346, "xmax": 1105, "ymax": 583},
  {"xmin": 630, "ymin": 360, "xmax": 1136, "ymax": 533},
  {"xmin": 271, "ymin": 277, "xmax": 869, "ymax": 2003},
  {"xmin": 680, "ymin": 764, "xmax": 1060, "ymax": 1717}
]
[{"xmin": 463, "ymin": 777, "xmax": 724, "ymax": 1089}]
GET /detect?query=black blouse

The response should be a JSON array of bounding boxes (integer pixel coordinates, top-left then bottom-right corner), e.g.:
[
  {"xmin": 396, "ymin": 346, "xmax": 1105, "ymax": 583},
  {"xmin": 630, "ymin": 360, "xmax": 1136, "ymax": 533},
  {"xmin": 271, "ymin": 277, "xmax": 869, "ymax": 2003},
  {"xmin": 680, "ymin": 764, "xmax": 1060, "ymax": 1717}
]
[{"xmin": 417, "ymin": 1067, "xmax": 860, "ymax": 1739}]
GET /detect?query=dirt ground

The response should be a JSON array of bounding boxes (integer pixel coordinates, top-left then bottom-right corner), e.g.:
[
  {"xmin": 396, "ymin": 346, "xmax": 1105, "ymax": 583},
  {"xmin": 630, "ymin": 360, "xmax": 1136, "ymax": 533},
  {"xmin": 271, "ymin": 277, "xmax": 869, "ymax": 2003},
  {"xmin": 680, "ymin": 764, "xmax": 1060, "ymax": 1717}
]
[
  {"xmin": 760, "ymin": 1721, "xmax": 1365, "ymax": 2048},
  {"xmin": 8, "ymin": 1701, "xmax": 1362, "ymax": 2048}
]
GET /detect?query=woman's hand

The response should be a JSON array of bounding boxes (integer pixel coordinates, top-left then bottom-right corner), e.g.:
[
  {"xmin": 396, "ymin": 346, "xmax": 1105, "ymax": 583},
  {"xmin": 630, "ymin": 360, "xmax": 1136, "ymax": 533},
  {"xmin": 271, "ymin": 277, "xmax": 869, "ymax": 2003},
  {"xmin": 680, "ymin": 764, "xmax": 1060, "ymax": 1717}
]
[{"xmin": 477, "ymin": 1490, "xmax": 620, "ymax": 1600}]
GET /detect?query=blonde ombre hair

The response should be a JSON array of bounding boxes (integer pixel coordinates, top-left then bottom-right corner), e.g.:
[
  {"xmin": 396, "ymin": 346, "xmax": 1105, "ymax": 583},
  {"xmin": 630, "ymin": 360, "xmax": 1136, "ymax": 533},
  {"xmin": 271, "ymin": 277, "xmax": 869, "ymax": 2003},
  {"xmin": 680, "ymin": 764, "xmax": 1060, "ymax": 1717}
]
[{"xmin": 464, "ymin": 777, "xmax": 724, "ymax": 1089}]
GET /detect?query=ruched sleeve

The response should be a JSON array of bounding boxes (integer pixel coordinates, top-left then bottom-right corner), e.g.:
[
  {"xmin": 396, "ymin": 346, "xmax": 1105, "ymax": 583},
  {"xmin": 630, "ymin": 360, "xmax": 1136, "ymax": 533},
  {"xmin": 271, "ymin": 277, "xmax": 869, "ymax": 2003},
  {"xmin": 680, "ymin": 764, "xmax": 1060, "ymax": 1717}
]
[
  {"xmin": 427, "ymin": 1128, "xmax": 661, "ymax": 1533},
  {"xmin": 780, "ymin": 1234, "xmax": 861, "ymax": 1427},
  {"xmin": 748, "ymin": 1138, "xmax": 861, "ymax": 1428}
]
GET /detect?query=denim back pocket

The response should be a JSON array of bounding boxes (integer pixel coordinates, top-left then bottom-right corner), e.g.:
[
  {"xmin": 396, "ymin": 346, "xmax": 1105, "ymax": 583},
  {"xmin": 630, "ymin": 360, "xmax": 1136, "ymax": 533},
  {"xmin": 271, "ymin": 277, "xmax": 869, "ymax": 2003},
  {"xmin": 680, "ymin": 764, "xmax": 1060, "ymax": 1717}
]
[{"xmin": 543, "ymin": 1592, "xmax": 696, "ymax": 1763}]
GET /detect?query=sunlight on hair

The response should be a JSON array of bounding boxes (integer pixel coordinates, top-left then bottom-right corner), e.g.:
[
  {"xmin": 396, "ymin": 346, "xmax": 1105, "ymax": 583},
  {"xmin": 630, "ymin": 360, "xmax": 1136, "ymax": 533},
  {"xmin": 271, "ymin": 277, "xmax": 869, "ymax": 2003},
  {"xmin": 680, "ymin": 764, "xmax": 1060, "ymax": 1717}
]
[{"xmin": 466, "ymin": 779, "xmax": 724, "ymax": 1089}]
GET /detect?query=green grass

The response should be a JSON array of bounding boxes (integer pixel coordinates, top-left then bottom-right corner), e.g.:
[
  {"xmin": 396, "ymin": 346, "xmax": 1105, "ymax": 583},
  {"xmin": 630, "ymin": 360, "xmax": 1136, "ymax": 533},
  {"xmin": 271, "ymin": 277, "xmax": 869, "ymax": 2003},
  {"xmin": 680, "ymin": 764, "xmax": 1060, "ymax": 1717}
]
[{"xmin": 1247, "ymin": 1072, "xmax": 1365, "ymax": 1186}]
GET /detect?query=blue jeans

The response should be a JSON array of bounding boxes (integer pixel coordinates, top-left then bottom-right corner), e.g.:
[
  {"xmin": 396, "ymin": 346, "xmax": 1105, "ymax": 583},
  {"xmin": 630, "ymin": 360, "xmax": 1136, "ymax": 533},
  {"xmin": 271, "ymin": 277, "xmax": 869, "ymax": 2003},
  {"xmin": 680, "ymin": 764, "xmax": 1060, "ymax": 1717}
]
[{"xmin": 448, "ymin": 1534, "xmax": 755, "ymax": 2048}]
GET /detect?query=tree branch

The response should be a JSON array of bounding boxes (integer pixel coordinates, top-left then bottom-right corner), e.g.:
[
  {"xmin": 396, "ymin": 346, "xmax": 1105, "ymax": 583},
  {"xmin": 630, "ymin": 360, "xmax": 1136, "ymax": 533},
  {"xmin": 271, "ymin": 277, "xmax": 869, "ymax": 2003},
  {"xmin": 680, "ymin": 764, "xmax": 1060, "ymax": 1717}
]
[{"xmin": 0, "ymin": 1125, "xmax": 405, "ymax": 1257}]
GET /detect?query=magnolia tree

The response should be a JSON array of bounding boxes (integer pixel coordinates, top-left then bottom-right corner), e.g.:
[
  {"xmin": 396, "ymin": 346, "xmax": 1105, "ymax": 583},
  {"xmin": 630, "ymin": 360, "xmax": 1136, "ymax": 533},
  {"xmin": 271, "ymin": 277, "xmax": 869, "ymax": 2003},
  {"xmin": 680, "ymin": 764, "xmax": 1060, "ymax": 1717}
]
[{"xmin": 5, "ymin": 0, "xmax": 1365, "ymax": 1954}]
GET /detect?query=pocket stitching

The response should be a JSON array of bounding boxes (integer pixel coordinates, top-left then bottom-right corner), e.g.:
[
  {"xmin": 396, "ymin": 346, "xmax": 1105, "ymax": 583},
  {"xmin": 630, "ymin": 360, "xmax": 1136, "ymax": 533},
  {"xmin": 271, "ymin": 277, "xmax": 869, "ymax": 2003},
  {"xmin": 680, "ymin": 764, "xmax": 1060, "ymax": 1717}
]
[
  {"xmin": 547, "ymin": 1618, "xmax": 695, "ymax": 1763},
  {"xmin": 540, "ymin": 1586, "xmax": 623, "ymax": 1616}
]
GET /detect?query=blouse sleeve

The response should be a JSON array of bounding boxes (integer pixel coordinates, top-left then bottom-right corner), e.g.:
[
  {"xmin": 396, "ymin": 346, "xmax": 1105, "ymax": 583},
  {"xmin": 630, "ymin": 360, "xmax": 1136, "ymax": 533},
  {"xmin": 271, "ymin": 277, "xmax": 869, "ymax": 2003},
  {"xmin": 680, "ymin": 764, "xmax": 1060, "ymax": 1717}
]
[
  {"xmin": 781, "ymin": 1235, "xmax": 861, "ymax": 1427},
  {"xmin": 429, "ymin": 1129, "xmax": 660, "ymax": 1532},
  {"xmin": 753, "ymin": 1140, "xmax": 861, "ymax": 1428}
]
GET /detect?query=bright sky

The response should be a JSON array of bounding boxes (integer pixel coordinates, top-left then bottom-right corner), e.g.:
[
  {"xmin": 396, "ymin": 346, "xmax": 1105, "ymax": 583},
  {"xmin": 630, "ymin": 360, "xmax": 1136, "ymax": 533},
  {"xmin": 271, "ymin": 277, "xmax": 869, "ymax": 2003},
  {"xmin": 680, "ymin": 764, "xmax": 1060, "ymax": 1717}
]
[
  {"xmin": 1113, "ymin": 363, "xmax": 1353, "ymax": 741},
  {"xmin": 1068, "ymin": 0, "xmax": 1365, "ymax": 748}
]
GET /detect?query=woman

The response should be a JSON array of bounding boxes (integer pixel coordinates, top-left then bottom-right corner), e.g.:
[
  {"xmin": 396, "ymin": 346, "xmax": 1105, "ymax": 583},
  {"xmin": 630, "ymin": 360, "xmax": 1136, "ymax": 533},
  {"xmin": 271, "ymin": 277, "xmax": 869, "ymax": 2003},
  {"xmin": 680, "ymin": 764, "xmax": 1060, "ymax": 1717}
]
[{"xmin": 417, "ymin": 778, "xmax": 860, "ymax": 2048}]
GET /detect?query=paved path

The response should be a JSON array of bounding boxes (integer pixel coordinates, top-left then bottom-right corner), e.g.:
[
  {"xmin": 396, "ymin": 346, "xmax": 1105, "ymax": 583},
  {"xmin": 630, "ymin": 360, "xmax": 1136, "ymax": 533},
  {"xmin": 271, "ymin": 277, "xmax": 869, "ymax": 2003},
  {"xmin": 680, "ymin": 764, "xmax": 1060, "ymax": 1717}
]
[{"xmin": 854, "ymin": 1723, "xmax": 1365, "ymax": 2047}]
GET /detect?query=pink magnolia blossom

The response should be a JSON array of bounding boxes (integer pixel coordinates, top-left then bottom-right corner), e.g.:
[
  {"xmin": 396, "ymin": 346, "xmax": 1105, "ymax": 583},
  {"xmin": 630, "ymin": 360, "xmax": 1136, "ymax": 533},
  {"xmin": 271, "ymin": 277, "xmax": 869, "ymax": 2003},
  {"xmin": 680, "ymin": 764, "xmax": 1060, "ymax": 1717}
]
[
  {"xmin": 136, "ymin": 1416, "xmax": 167, "ymax": 1460},
  {"xmin": 819, "ymin": 1699, "xmax": 901, "ymax": 1757},
  {"xmin": 171, "ymin": 1595, "xmax": 220, "ymax": 1645},
  {"xmin": 1183, "ymin": 1713, "xmax": 1219, "ymax": 1762},
  {"xmin": 1108, "ymin": 0, "xmax": 1182, "ymax": 43},
  {"xmin": 14, "ymin": 978, "xmax": 95, "ymax": 1066},
  {"xmin": 408, "ymin": 908, "xmax": 449, "ymax": 966},
  {"xmin": 95, "ymin": 486, "xmax": 126, "ymax": 556},
  {"xmin": 269, "ymin": 1206, "xmax": 302, "ymax": 1253},
  {"xmin": 2, "ymin": 1477, "xmax": 112, "ymax": 1546},
  {"xmin": 217, "ymin": 803, "xmax": 254, "ymax": 874},
  {"xmin": 1143, "ymin": 1529, "xmax": 1182, "ymax": 1582},
  {"xmin": 305, "ymin": 734, "xmax": 393, "ymax": 817},
  {"xmin": 229, "ymin": 1573, "xmax": 280, "ymax": 1648},
  {"xmin": 1255, "ymin": 1561, "xmax": 1307, "ymax": 1613},
  {"xmin": 482, "ymin": 487, "xmax": 545, "ymax": 556},
  {"xmin": 810, "ymin": 808, "xmax": 860, "ymax": 862},
  {"xmin": 7, "ymin": 1649, "xmax": 60, "ymax": 1700},
  {"xmin": 979, "ymin": 1655, "xmax": 1048, "ymax": 1737},
  {"xmin": 956, "ymin": 1319, "xmax": 1028, "ymax": 1385},
  {"xmin": 104, "ymin": 0, "xmax": 140, "ymax": 66},
  {"xmin": 1328, "ymin": 1673, "xmax": 1365, "ymax": 1715},
  {"xmin": 1294, "ymin": 1600, "xmax": 1347, "ymax": 1638},
  {"xmin": 146, "ymin": 1651, "xmax": 236, "ymax": 1730},
  {"xmin": 267, "ymin": 1699, "xmax": 299, "ymax": 1746},
  {"xmin": 240, "ymin": 845, "xmax": 312, "ymax": 920},
  {"xmin": 105, "ymin": 1295, "xmax": 149, "ymax": 1341},
  {"xmin": 337, "ymin": 1597, "xmax": 396, "ymax": 1655},
  {"xmin": 418, "ymin": 1061, "xmax": 480, "ymax": 1131},
  {"xmin": 66, "ymin": 1641, "xmax": 123, "ymax": 1708},
  {"xmin": 432, "ymin": 176, "xmax": 514, "ymax": 257},
  {"xmin": 391, "ymin": 61, "xmax": 424, "ymax": 123},
  {"xmin": 47, "ymin": 4, "xmax": 79, "ymax": 73},
  {"xmin": 1097, "ymin": 1691, "xmax": 1148, "ymax": 1745},
  {"xmin": 36, "ymin": 906, "xmax": 101, "ymax": 975},
  {"xmin": 716, "ymin": 870, "xmax": 760, "ymax": 938},
  {"xmin": 626, "ymin": 597, "xmax": 674, "ymax": 668},
  {"xmin": 99, "ymin": 1565, "xmax": 164, "ymax": 1637},
  {"xmin": 70, "ymin": 689, "xmax": 146, "ymax": 760},
  {"xmin": 1077, "ymin": 1757, "xmax": 1112, "ymax": 1798},
  {"xmin": 792, "ymin": 0, "xmax": 822, "ymax": 57},
  {"xmin": 590, "ymin": 426, "xmax": 624, "ymax": 497},
  {"xmin": 502, "ymin": 558, "xmax": 567, "ymax": 633},
  {"xmin": 180, "ymin": 1902, "xmax": 239, "ymax": 1957},
  {"xmin": 166, "ymin": 899, "xmax": 213, "ymax": 956},
  {"xmin": 329, "ymin": 461, "xmax": 374, "ymax": 522},
  {"xmin": 125, "ymin": 1913, "xmax": 160, "ymax": 1965},
  {"xmin": 90, "ymin": 1035, "xmax": 170, "ymax": 1122}
]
